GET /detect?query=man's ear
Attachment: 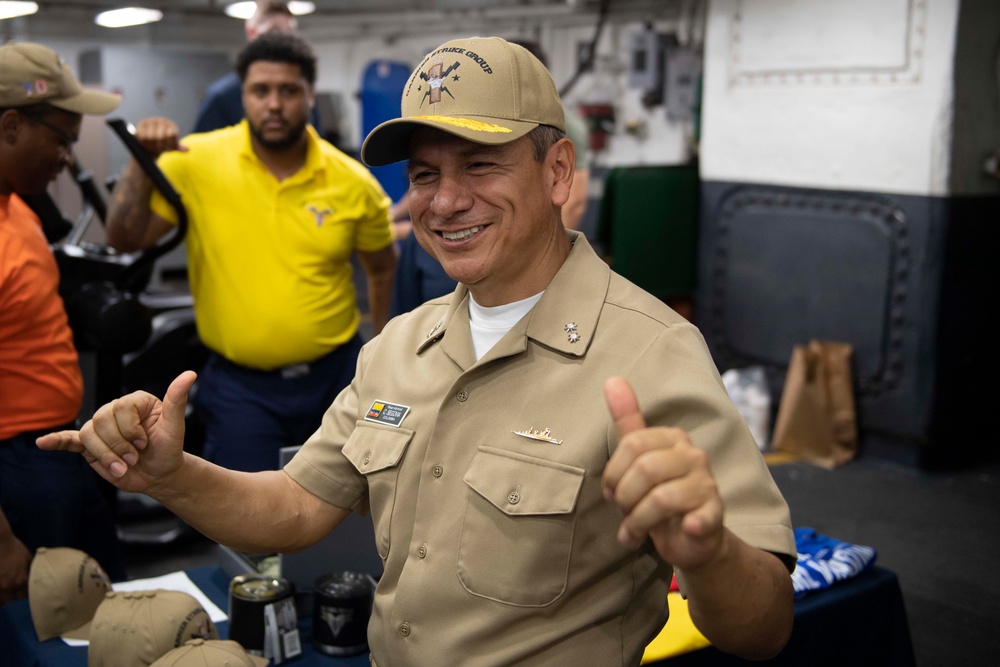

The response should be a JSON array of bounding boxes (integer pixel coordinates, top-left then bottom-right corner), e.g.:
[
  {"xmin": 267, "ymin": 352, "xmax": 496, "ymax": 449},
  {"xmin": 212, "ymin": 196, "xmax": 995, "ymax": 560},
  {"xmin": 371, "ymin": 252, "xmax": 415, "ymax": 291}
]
[
  {"xmin": 0, "ymin": 109, "xmax": 23, "ymax": 145},
  {"xmin": 548, "ymin": 137, "xmax": 576, "ymax": 207}
]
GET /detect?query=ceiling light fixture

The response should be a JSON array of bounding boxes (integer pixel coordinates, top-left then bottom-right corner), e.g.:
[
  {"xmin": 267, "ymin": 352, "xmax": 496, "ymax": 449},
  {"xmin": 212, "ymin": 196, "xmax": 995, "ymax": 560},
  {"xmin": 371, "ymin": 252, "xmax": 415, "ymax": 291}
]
[
  {"xmin": 95, "ymin": 7, "xmax": 163, "ymax": 28},
  {"xmin": 0, "ymin": 1, "xmax": 38, "ymax": 20},
  {"xmin": 225, "ymin": 1, "xmax": 316, "ymax": 20}
]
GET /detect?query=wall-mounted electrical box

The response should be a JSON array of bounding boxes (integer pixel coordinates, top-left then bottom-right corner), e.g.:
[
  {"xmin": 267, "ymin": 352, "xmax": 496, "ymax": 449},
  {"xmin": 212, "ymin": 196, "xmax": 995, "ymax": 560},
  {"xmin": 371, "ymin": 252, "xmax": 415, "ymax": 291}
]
[
  {"xmin": 628, "ymin": 27, "xmax": 669, "ymax": 90},
  {"xmin": 665, "ymin": 46, "xmax": 702, "ymax": 123}
]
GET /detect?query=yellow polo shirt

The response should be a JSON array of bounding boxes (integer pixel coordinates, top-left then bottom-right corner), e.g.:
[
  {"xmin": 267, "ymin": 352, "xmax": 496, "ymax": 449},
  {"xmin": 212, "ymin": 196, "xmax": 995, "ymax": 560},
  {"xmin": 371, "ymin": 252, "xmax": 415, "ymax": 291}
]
[{"xmin": 150, "ymin": 122, "xmax": 393, "ymax": 370}]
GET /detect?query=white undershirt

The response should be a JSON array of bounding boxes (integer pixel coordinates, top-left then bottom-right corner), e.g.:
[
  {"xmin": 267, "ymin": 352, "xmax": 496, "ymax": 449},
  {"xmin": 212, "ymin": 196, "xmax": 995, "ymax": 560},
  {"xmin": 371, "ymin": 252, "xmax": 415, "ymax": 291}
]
[{"xmin": 468, "ymin": 291, "xmax": 544, "ymax": 360}]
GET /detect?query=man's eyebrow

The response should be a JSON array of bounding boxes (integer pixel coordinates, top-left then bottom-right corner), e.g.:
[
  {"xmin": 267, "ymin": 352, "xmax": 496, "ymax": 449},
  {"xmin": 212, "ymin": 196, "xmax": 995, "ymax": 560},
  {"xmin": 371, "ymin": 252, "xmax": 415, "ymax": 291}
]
[
  {"xmin": 410, "ymin": 143, "xmax": 510, "ymax": 166},
  {"xmin": 463, "ymin": 143, "xmax": 509, "ymax": 159}
]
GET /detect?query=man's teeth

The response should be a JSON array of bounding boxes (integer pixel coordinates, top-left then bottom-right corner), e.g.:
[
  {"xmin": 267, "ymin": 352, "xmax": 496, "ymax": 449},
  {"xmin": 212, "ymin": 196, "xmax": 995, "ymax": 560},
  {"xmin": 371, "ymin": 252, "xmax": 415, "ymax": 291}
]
[{"xmin": 442, "ymin": 226, "xmax": 484, "ymax": 241}]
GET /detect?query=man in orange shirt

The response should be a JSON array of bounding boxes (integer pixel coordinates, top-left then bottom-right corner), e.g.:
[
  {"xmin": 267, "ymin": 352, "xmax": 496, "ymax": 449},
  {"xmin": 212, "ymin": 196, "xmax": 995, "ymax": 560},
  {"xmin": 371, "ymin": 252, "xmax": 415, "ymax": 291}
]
[{"xmin": 0, "ymin": 41, "xmax": 125, "ymax": 602}]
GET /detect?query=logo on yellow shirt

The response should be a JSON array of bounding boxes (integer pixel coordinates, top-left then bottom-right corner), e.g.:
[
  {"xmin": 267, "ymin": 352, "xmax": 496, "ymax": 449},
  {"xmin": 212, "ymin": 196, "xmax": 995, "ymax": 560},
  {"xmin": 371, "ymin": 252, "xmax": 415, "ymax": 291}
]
[{"xmin": 306, "ymin": 204, "xmax": 333, "ymax": 227}]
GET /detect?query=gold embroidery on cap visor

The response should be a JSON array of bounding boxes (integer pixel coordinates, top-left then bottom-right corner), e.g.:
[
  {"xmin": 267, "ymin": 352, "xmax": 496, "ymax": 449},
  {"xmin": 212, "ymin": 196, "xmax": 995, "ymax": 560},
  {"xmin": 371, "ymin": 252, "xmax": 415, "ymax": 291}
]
[
  {"xmin": 410, "ymin": 115, "xmax": 513, "ymax": 133},
  {"xmin": 360, "ymin": 115, "xmax": 534, "ymax": 167}
]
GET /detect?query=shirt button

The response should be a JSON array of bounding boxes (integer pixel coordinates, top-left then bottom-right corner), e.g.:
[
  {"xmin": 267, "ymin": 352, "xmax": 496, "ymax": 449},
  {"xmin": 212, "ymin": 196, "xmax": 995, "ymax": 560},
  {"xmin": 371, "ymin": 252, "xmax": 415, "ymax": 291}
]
[
  {"xmin": 399, "ymin": 622, "xmax": 410, "ymax": 637},
  {"xmin": 507, "ymin": 490, "xmax": 520, "ymax": 504},
  {"xmin": 417, "ymin": 544, "xmax": 427, "ymax": 558},
  {"xmin": 456, "ymin": 389, "xmax": 469, "ymax": 402},
  {"xmin": 432, "ymin": 464, "xmax": 443, "ymax": 478},
  {"xmin": 363, "ymin": 454, "xmax": 371, "ymax": 466}
]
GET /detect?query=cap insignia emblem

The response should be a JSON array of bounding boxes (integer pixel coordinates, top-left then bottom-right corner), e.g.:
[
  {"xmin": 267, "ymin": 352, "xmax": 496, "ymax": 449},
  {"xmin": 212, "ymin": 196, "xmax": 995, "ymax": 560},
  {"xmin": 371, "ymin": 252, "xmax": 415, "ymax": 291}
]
[
  {"xmin": 420, "ymin": 59, "xmax": 460, "ymax": 106},
  {"xmin": 21, "ymin": 79, "xmax": 50, "ymax": 97}
]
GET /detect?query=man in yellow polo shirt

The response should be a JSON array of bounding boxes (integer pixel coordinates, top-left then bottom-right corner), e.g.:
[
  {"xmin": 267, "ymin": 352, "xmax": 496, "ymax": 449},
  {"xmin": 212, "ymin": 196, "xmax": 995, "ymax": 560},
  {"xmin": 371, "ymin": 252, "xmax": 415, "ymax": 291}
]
[{"xmin": 105, "ymin": 32, "xmax": 395, "ymax": 472}]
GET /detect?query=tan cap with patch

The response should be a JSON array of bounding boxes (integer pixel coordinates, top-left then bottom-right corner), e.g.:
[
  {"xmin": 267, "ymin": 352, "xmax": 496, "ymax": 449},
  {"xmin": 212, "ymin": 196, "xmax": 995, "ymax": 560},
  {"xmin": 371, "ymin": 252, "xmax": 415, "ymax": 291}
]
[
  {"xmin": 88, "ymin": 589, "xmax": 219, "ymax": 667},
  {"xmin": 0, "ymin": 41, "xmax": 120, "ymax": 114},
  {"xmin": 361, "ymin": 36, "xmax": 565, "ymax": 166},
  {"xmin": 28, "ymin": 547, "xmax": 113, "ymax": 642}
]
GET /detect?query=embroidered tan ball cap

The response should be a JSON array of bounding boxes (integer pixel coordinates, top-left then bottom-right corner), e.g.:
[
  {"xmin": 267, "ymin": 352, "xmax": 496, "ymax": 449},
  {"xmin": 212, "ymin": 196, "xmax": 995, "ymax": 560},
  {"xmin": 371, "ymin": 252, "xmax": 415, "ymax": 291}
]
[
  {"xmin": 361, "ymin": 36, "xmax": 565, "ymax": 166},
  {"xmin": 0, "ymin": 41, "xmax": 120, "ymax": 114},
  {"xmin": 88, "ymin": 589, "xmax": 219, "ymax": 667},
  {"xmin": 149, "ymin": 639, "xmax": 270, "ymax": 667},
  {"xmin": 28, "ymin": 547, "xmax": 113, "ymax": 641}
]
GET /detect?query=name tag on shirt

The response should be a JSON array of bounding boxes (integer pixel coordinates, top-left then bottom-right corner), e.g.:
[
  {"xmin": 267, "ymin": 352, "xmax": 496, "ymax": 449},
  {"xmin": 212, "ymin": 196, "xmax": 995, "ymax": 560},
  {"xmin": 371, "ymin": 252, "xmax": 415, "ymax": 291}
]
[{"xmin": 365, "ymin": 400, "xmax": 411, "ymax": 428}]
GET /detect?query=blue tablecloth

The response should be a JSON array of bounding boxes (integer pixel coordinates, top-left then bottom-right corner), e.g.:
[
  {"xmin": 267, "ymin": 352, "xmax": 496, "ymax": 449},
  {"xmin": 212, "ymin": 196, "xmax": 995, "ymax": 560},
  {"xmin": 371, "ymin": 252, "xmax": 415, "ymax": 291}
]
[{"xmin": 650, "ymin": 566, "xmax": 915, "ymax": 666}]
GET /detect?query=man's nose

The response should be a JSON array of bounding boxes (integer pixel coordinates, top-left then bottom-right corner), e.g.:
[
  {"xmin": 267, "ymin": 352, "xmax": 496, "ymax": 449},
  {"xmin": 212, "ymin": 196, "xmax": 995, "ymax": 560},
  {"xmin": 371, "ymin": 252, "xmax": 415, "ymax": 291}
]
[{"xmin": 430, "ymin": 174, "xmax": 474, "ymax": 218}]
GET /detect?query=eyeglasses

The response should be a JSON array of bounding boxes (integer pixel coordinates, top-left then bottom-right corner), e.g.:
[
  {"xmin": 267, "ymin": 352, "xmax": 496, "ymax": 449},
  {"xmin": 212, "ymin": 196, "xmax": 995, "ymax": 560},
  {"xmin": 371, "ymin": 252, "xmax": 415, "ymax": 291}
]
[{"xmin": 27, "ymin": 115, "xmax": 78, "ymax": 151}]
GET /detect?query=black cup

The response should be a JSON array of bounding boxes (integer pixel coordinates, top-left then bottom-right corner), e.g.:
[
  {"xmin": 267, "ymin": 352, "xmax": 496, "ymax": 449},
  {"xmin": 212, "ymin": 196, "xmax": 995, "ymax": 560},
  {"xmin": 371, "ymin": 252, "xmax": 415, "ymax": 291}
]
[
  {"xmin": 228, "ymin": 574, "xmax": 298, "ymax": 660},
  {"xmin": 312, "ymin": 571, "xmax": 374, "ymax": 656}
]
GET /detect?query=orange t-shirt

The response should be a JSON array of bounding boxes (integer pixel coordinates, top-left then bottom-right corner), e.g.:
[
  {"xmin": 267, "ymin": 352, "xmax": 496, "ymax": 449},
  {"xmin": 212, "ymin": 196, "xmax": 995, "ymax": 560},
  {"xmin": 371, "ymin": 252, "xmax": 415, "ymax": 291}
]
[{"xmin": 0, "ymin": 194, "xmax": 82, "ymax": 440}]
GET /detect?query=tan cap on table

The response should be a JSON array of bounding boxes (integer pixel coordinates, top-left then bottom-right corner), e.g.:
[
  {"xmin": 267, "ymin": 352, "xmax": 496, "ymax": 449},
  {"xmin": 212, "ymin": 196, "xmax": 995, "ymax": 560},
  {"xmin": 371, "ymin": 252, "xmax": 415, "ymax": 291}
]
[
  {"xmin": 88, "ymin": 589, "xmax": 219, "ymax": 666},
  {"xmin": 28, "ymin": 547, "xmax": 112, "ymax": 642},
  {"xmin": 149, "ymin": 638, "xmax": 270, "ymax": 667}
]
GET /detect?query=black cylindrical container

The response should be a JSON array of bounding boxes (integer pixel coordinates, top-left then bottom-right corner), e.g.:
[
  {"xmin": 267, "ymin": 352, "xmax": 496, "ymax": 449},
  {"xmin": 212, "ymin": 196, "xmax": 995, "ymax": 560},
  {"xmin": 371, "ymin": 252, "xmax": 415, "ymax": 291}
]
[
  {"xmin": 312, "ymin": 571, "xmax": 375, "ymax": 656},
  {"xmin": 229, "ymin": 574, "xmax": 300, "ymax": 662}
]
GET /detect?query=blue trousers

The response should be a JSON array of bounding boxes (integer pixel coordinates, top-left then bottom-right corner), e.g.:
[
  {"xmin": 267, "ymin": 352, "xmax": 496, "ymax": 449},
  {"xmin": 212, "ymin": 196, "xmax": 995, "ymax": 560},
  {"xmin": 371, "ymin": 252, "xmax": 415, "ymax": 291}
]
[
  {"xmin": 0, "ymin": 430, "xmax": 126, "ymax": 581},
  {"xmin": 192, "ymin": 335, "xmax": 363, "ymax": 473}
]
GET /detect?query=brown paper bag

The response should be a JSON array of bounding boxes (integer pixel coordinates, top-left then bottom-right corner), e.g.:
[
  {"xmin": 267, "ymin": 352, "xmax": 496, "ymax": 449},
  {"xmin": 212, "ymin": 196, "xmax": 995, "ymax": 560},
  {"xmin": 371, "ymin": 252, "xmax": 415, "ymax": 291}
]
[{"xmin": 772, "ymin": 340, "xmax": 857, "ymax": 469}]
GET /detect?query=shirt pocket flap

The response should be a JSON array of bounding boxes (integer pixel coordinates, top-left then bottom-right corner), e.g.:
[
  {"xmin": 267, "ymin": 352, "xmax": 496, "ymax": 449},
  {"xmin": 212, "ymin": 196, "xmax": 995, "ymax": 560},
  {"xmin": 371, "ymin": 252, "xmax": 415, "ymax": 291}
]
[
  {"xmin": 464, "ymin": 446, "xmax": 585, "ymax": 517},
  {"xmin": 342, "ymin": 421, "xmax": 414, "ymax": 474}
]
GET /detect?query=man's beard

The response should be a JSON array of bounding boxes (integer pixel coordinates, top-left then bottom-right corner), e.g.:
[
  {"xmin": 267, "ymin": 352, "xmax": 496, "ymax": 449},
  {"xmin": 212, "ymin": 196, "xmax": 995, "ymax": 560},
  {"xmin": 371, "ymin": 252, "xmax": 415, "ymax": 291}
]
[{"xmin": 248, "ymin": 117, "xmax": 307, "ymax": 151}]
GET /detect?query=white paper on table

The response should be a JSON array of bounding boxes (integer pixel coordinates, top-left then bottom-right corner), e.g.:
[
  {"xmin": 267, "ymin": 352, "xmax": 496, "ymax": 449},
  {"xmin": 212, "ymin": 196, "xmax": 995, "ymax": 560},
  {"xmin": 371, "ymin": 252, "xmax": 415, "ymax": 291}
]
[{"xmin": 62, "ymin": 571, "xmax": 228, "ymax": 646}]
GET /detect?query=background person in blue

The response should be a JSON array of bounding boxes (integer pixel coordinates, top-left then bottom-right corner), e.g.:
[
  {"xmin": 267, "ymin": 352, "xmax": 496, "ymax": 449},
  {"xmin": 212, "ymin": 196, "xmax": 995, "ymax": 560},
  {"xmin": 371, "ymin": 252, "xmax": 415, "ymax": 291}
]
[{"xmin": 193, "ymin": 0, "xmax": 322, "ymax": 134}]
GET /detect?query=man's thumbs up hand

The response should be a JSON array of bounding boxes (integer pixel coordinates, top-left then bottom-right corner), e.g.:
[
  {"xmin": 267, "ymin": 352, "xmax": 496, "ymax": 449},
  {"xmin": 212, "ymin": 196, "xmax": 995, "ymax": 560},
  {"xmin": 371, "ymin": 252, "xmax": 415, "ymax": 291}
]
[{"xmin": 601, "ymin": 377, "xmax": 725, "ymax": 570}]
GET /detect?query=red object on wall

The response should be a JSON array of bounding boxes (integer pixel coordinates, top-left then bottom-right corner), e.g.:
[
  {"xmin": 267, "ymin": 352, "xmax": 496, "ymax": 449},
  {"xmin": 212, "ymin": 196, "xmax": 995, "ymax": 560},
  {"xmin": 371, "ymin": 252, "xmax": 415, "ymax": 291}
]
[{"xmin": 579, "ymin": 103, "xmax": 615, "ymax": 151}]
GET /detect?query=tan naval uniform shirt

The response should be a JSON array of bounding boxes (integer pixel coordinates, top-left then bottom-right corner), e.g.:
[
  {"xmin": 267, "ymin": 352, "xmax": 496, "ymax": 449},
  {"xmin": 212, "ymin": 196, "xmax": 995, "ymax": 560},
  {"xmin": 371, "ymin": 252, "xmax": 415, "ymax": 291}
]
[{"xmin": 284, "ymin": 231, "xmax": 795, "ymax": 666}]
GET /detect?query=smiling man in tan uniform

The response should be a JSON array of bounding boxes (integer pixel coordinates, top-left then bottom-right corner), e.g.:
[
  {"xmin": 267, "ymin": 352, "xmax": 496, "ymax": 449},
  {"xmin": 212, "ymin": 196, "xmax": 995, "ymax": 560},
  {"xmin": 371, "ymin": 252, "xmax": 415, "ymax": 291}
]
[{"xmin": 40, "ymin": 37, "xmax": 795, "ymax": 666}]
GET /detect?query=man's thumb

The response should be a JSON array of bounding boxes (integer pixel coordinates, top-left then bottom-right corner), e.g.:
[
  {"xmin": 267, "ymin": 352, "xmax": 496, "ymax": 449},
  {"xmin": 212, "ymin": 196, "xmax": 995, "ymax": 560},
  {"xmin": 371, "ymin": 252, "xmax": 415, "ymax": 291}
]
[
  {"xmin": 161, "ymin": 371, "xmax": 197, "ymax": 428},
  {"xmin": 604, "ymin": 376, "xmax": 646, "ymax": 438}
]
